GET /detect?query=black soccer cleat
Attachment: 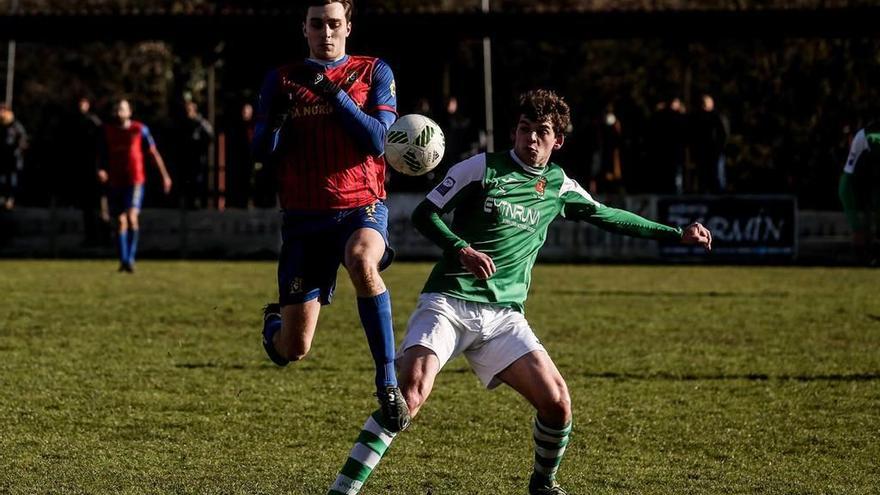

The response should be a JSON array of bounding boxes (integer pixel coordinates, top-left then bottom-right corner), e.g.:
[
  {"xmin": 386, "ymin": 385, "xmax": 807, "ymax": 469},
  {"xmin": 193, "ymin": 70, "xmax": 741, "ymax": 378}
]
[
  {"xmin": 528, "ymin": 474, "xmax": 568, "ymax": 495},
  {"xmin": 263, "ymin": 303, "xmax": 281, "ymax": 322},
  {"xmin": 261, "ymin": 303, "xmax": 289, "ymax": 367},
  {"xmin": 376, "ymin": 385, "xmax": 411, "ymax": 433}
]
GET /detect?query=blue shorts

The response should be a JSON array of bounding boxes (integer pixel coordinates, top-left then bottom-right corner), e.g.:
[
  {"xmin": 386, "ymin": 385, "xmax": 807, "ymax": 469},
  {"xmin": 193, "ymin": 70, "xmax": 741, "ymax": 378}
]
[
  {"xmin": 108, "ymin": 184, "xmax": 144, "ymax": 215},
  {"xmin": 278, "ymin": 201, "xmax": 394, "ymax": 307}
]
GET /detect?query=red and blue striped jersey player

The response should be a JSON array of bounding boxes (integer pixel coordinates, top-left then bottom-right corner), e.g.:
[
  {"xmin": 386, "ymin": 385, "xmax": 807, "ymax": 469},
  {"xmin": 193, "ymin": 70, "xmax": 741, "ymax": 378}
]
[
  {"xmin": 254, "ymin": 0, "xmax": 410, "ymax": 432},
  {"xmin": 97, "ymin": 98, "xmax": 172, "ymax": 273}
]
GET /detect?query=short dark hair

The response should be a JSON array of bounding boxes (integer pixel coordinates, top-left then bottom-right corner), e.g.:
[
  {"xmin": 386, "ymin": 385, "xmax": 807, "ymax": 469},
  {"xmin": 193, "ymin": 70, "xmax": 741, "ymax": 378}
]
[
  {"xmin": 516, "ymin": 89, "xmax": 571, "ymax": 137},
  {"xmin": 304, "ymin": 0, "xmax": 353, "ymax": 22}
]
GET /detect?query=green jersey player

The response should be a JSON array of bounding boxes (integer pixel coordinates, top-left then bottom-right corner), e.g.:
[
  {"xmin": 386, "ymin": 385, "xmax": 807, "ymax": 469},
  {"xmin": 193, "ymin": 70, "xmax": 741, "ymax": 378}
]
[
  {"xmin": 839, "ymin": 122, "xmax": 880, "ymax": 265},
  {"xmin": 326, "ymin": 89, "xmax": 712, "ymax": 495}
]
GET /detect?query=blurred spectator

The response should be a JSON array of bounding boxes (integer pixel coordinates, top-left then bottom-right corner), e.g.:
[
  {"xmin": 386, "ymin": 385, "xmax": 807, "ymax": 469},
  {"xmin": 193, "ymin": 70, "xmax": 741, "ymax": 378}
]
[
  {"xmin": 690, "ymin": 94, "xmax": 728, "ymax": 194},
  {"xmin": 178, "ymin": 101, "xmax": 214, "ymax": 209},
  {"xmin": 646, "ymin": 98, "xmax": 687, "ymax": 195},
  {"xmin": 67, "ymin": 97, "xmax": 109, "ymax": 245},
  {"xmin": 597, "ymin": 103, "xmax": 624, "ymax": 194},
  {"xmin": 414, "ymin": 97, "xmax": 434, "ymax": 120},
  {"xmin": 0, "ymin": 104, "xmax": 28, "ymax": 210},
  {"xmin": 438, "ymin": 96, "xmax": 479, "ymax": 167},
  {"xmin": 838, "ymin": 122, "xmax": 880, "ymax": 265},
  {"xmin": 225, "ymin": 102, "xmax": 255, "ymax": 208}
]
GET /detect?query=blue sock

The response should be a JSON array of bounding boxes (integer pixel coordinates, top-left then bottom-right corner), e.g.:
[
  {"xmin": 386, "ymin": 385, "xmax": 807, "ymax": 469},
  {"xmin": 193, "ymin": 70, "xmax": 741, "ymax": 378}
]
[
  {"xmin": 357, "ymin": 291, "xmax": 398, "ymax": 389},
  {"xmin": 127, "ymin": 229, "xmax": 139, "ymax": 265},
  {"xmin": 117, "ymin": 230, "xmax": 129, "ymax": 265}
]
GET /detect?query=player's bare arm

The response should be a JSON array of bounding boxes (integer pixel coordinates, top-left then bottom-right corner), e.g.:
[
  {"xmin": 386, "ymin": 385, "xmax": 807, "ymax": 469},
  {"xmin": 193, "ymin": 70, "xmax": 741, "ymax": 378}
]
[{"xmin": 149, "ymin": 146, "xmax": 173, "ymax": 194}]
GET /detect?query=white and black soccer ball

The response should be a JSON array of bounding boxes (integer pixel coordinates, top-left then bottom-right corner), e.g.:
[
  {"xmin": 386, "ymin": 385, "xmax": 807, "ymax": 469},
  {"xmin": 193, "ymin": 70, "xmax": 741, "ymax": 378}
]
[{"xmin": 384, "ymin": 114, "xmax": 445, "ymax": 176}]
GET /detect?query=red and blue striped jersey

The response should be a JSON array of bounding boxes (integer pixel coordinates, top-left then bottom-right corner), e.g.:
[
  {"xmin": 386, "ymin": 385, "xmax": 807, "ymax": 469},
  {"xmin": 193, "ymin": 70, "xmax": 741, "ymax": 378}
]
[
  {"xmin": 256, "ymin": 55, "xmax": 397, "ymax": 210},
  {"xmin": 101, "ymin": 120, "xmax": 156, "ymax": 187}
]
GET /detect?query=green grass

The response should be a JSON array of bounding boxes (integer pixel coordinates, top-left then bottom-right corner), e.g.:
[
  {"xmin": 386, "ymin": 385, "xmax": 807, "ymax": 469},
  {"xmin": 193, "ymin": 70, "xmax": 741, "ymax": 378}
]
[{"xmin": 1, "ymin": 261, "xmax": 878, "ymax": 494}]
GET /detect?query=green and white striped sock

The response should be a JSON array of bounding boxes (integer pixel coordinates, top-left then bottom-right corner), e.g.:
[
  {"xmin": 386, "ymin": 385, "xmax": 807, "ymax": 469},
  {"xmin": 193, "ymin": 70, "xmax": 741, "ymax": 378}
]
[
  {"xmin": 531, "ymin": 417, "xmax": 572, "ymax": 485},
  {"xmin": 327, "ymin": 410, "xmax": 398, "ymax": 495}
]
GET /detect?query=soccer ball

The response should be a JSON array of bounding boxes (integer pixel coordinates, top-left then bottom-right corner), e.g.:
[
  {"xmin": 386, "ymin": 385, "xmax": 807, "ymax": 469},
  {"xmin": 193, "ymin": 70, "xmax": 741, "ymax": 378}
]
[{"xmin": 384, "ymin": 114, "xmax": 445, "ymax": 176}]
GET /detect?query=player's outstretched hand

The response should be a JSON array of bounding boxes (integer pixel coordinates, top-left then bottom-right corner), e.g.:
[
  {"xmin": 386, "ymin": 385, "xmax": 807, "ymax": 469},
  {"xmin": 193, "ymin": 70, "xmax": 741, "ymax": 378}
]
[
  {"xmin": 459, "ymin": 246, "xmax": 496, "ymax": 280},
  {"xmin": 162, "ymin": 175, "xmax": 173, "ymax": 194},
  {"xmin": 681, "ymin": 222, "xmax": 712, "ymax": 251}
]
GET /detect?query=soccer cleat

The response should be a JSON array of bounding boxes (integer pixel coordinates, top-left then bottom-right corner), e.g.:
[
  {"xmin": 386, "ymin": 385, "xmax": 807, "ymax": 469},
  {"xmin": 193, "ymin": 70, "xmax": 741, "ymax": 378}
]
[
  {"xmin": 263, "ymin": 303, "xmax": 282, "ymax": 321},
  {"xmin": 261, "ymin": 303, "xmax": 289, "ymax": 367},
  {"xmin": 528, "ymin": 475, "xmax": 568, "ymax": 495},
  {"xmin": 376, "ymin": 386, "xmax": 411, "ymax": 433}
]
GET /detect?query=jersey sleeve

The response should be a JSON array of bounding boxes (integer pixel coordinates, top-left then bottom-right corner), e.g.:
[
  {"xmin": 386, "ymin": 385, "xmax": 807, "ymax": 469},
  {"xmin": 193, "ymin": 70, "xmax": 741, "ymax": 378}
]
[
  {"xmin": 367, "ymin": 59, "xmax": 397, "ymax": 116},
  {"xmin": 252, "ymin": 69, "xmax": 282, "ymax": 161},
  {"xmin": 140, "ymin": 124, "xmax": 156, "ymax": 148},
  {"xmin": 331, "ymin": 59, "xmax": 397, "ymax": 155},
  {"xmin": 558, "ymin": 174, "xmax": 603, "ymax": 219},
  {"xmin": 411, "ymin": 200, "xmax": 470, "ymax": 253},
  {"xmin": 560, "ymin": 173, "xmax": 683, "ymax": 241},
  {"xmin": 413, "ymin": 154, "xmax": 487, "ymax": 253},
  {"xmin": 843, "ymin": 129, "xmax": 869, "ymax": 174},
  {"xmin": 425, "ymin": 153, "xmax": 487, "ymax": 211}
]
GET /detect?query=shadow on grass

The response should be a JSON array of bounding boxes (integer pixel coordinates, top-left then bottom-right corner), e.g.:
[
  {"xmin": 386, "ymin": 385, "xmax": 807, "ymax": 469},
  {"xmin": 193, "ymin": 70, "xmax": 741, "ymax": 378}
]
[
  {"xmin": 546, "ymin": 290, "xmax": 789, "ymax": 298},
  {"xmin": 174, "ymin": 362, "xmax": 384, "ymax": 372},
  {"xmin": 174, "ymin": 362, "xmax": 250, "ymax": 370},
  {"xmin": 867, "ymin": 314, "xmax": 880, "ymax": 322},
  {"xmin": 584, "ymin": 371, "xmax": 880, "ymax": 382}
]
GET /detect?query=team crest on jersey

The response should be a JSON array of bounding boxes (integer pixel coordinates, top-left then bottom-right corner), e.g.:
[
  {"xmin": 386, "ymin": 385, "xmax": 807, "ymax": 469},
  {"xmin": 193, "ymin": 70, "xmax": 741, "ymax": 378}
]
[
  {"xmin": 535, "ymin": 177, "xmax": 547, "ymax": 196},
  {"xmin": 435, "ymin": 177, "xmax": 456, "ymax": 196}
]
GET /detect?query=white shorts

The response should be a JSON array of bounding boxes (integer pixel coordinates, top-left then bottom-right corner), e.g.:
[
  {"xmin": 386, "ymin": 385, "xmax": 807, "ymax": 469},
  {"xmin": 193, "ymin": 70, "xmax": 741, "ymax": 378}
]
[{"xmin": 398, "ymin": 293, "xmax": 546, "ymax": 389}]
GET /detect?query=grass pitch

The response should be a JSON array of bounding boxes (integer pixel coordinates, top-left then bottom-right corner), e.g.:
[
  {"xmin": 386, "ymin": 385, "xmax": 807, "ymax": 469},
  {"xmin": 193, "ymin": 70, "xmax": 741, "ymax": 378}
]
[{"xmin": 0, "ymin": 261, "xmax": 878, "ymax": 494}]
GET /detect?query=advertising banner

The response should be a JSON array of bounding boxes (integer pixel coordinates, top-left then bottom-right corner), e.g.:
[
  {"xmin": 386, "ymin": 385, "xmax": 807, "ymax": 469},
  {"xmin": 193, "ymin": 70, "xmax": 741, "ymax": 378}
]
[{"xmin": 657, "ymin": 196, "xmax": 798, "ymax": 260}]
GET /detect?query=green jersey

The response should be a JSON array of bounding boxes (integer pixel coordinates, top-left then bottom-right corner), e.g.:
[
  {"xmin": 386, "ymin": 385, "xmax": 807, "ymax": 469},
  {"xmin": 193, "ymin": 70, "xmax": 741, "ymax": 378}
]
[
  {"xmin": 417, "ymin": 151, "xmax": 683, "ymax": 312},
  {"xmin": 839, "ymin": 124, "xmax": 880, "ymax": 231}
]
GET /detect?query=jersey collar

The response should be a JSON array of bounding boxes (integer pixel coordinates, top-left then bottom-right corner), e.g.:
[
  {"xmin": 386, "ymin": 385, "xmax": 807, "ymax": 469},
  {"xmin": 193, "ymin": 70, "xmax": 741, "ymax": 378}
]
[
  {"xmin": 508, "ymin": 149, "xmax": 546, "ymax": 176},
  {"xmin": 306, "ymin": 54, "xmax": 350, "ymax": 70}
]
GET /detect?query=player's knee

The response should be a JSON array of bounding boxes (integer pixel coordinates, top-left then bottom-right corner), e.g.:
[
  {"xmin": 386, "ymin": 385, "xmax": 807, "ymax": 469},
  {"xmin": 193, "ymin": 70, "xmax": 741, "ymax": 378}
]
[
  {"xmin": 276, "ymin": 339, "xmax": 311, "ymax": 362},
  {"xmin": 538, "ymin": 390, "xmax": 572, "ymax": 426},
  {"xmin": 128, "ymin": 214, "xmax": 139, "ymax": 230},
  {"xmin": 347, "ymin": 255, "xmax": 380, "ymax": 288},
  {"xmin": 117, "ymin": 215, "xmax": 129, "ymax": 230}
]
